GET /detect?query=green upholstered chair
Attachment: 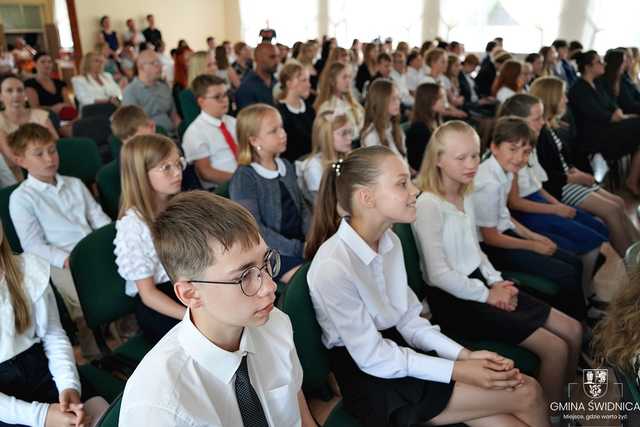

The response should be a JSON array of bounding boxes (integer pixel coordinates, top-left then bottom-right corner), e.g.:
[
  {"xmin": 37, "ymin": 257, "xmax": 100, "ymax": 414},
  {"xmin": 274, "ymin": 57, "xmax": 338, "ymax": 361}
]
[
  {"xmin": 214, "ymin": 180, "xmax": 231, "ymax": 198},
  {"xmin": 57, "ymin": 137, "xmax": 102, "ymax": 186},
  {"xmin": 179, "ymin": 89, "xmax": 200, "ymax": 126},
  {"xmin": 281, "ymin": 263, "xmax": 361, "ymax": 426},
  {"xmin": 392, "ymin": 223, "xmax": 540, "ymax": 376},
  {"xmin": 0, "ymin": 183, "xmax": 22, "ymax": 253},
  {"xmin": 96, "ymin": 160, "xmax": 121, "ymax": 220},
  {"xmin": 109, "ymin": 135, "xmax": 122, "ymax": 161},
  {"xmin": 69, "ymin": 223, "xmax": 153, "ymax": 372}
]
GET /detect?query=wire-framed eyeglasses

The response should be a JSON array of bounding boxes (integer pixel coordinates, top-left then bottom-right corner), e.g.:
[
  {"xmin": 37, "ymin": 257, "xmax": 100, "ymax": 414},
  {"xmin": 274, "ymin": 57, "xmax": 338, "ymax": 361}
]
[{"xmin": 188, "ymin": 248, "xmax": 281, "ymax": 296}]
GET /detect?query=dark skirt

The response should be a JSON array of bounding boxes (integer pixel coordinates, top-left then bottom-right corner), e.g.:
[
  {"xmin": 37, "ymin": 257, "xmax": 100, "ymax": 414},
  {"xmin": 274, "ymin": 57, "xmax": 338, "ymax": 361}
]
[
  {"xmin": 426, "ymin": 269, "xmax": 551, "ymax": 345},
  {"xmin": 135, "ymin": 281, "xmax": 182, "ymax": 343},
  {"xmin": 511, "ymin": 192, "xmax": 608, "ymax": 254},
  {"xmin": 328, "ymin": 327, "xmax": 455, "ymax": 427}
]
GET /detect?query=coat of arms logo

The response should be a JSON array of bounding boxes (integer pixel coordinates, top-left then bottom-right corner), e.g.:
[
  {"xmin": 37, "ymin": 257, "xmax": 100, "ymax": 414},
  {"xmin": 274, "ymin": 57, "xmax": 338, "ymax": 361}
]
[{"xmin": 583, "ymin": 369, "xmax": 608, "ymax": 399}]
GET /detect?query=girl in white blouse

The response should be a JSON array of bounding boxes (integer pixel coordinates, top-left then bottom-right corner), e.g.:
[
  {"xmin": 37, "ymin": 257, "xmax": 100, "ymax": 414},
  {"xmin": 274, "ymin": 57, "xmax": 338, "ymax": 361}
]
[
  {"xmin": 114, "ymin": 134, "xmax": 186, "ymax": 343},
  {"xmin": 296, "ymin": 110, "xmax": 352, "ymax": 205},
  {"xmin": 361, "ymin": 79, "xmax": 407, "ymax": 160},
  {"xmin": 305, "ymin": 146, "xmax": 549, "ymax": 427},
  {"xmin": 0, "ymin": 224, "xmax": 107, "ymax": 427},
  {"xmin": 413, "ymin": 121, "xmax": 582, "ymax": 422}
]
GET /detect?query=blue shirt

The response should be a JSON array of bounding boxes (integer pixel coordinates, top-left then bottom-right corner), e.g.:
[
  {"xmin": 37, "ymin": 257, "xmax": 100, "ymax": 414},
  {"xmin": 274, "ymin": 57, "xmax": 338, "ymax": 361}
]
[{"xmin": 235, "ymin": 71, "xmax": 275, "ymax": 110}]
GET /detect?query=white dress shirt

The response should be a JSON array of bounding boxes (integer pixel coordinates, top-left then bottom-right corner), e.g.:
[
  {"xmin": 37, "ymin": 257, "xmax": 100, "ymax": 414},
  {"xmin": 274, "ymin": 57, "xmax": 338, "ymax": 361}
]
[
  {"xmin": 119, "ymin": 308, "xmax": 303, "ymax": 427},
  {"xmin": 472, "ymin": 155, "xmax": 516, "ymax": 235},
  {"xmin": 412, "ymin": 192, "xmax": 503, "ymax": 303},
  {"xmin": 516, "ymin": 151, "xmax": 548, "ymax": 198},
  {"xmin": 361, "ymin": 124, "xmax": 407, "ymax": 159},
  {"xmin": 295, "ymin": 153, "xmax": 323, "ymax": 204},
  {"xmin": 114, "ymin": 208, "xmax": 169, "ymax": 297},
  {"xmin": 405, "ymin": 66, "xmax": 424, "ymax": 93},
  {"xmin": 308, "ymin": 219, "xmax": 464, "ymax": 384},
  {"xmin": 71, "ymin": 73, "xmax": 122, "ymax": 110},
  {"xmin": 496, "ymin": 87, "xmax": 516, "ymax": 104},
  {"xmin": 390, "ymin": 69, "xmax": 414, "ymax": 106},
  {"xmin": 10, "ymin": 174, "xmax": 111, "ymax": 268},
  {"xmin": 0, "ymin": 254, "xmax": 80, "ymax": 427},
  {"xmin": 182, "ymin": 112, "xmax": 238, "ymax": 190}
]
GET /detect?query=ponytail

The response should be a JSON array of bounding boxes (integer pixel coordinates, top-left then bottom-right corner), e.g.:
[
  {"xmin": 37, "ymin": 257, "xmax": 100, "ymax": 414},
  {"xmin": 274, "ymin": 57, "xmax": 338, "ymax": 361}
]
[
  {"xmin": 304, "ymin": 146, "xmax": 396, "ymax": 260},
  {"xmin": 304, "ymin": 164, "xmax": 340, "ymax": 260}
]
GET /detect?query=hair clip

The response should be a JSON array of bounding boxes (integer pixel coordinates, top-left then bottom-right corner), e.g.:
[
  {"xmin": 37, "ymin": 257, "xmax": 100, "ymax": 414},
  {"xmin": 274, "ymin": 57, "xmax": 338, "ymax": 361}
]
[{"xmin": 332, "ymin": 158, "xmax": 344, "ymax": 177}]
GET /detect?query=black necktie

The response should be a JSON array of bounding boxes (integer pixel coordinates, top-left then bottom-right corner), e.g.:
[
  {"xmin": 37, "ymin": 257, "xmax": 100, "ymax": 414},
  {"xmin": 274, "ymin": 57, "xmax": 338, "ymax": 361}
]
[{"xmin": 234, "ymin": 355, "xmax": 269, "ymax": 427}]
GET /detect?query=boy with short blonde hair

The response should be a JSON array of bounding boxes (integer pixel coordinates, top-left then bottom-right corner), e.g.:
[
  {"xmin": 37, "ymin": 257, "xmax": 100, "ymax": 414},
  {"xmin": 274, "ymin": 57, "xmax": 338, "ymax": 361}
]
[{"xmin": 110, "ymin": 105, "xmax": 155, "ymax": 144}]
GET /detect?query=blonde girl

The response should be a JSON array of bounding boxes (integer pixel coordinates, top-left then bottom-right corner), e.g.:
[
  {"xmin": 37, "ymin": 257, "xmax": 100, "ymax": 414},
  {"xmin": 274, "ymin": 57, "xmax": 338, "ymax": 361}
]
[
  {"xmin": 296, "ymin": 110, "xmax": 352, "ymax": 204},
  {"xmin": 0, "ymin": 223, "xmax": 108, "ymax": 426},
  {"xmin": 114, "ymin": 134, "xmax": 186, "ymax": 343},
  {"xmin": 361, "ymin": 78, "xmax": 406, "ymax": 159},
  {"xmin": 230, "ymin": 104, "xmax": 310, "ymax": 283},
  {"xmin": 413, "ymin": 121, "xmax": 582, "ymax": 423},
  {"xmin": 314, "ymin": 62, "xmax": 365, "ymax": 140}
]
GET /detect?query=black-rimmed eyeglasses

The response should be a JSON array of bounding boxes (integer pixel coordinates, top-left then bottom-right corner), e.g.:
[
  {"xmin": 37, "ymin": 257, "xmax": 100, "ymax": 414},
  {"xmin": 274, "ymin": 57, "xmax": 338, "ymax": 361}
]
[{"xmin": 188, "ymin": 248, "xmax": 281, "ymax": 296}]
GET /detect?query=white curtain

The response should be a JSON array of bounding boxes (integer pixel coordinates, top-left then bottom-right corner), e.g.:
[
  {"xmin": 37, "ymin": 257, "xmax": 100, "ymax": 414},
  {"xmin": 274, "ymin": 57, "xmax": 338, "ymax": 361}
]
[
  {"xmin": 54, "ymin": 0, "xmax": 73, "ymax": 49},
  {"xmin": 499, "ymin": 0, "xmax": 563, "ymax": 47},
  {"xmin": 587, "ymin": 0, "xmax": 640, "ymax": 53}
]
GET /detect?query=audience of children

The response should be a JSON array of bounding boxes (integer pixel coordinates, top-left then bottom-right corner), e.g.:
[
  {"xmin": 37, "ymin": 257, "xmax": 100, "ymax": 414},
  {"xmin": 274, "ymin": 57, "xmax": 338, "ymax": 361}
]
[
  {"xmin": 305, "ymin": 146, "xmax": 549, "ymax": 427},
  {"xmin": 4, "ymin": 28, "xmax": 640, "ymax": 426},
  {"xmin": 412, "ymin": 121, "xmax": 582, "ymax": 422}
]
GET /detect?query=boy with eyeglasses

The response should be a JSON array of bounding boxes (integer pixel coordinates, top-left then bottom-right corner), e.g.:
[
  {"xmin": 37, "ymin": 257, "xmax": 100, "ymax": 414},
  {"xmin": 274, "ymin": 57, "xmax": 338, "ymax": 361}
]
[
  {"xmin": 183, "ymin": 74, "xmax": 238, "ymax": 190},
  {"xmin": 119, "ymin": 190, "xmax": 316, "ymax": 426}
]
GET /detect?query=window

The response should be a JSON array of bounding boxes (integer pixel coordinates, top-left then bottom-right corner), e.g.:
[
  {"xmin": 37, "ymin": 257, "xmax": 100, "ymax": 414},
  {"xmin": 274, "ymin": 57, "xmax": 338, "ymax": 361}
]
[
  {"xmin": 239, "ymin": 0, "xmax": 318, "ymax": 47},
  {"xmin": 588, "ymin": 0, "xmax": 640, "ymax": 54},
  {"xmin": 443, "ymin": 0, "xmax": 561, "ymax": 53},
  {"xmin": 328, "ymin": 0, "xmax": 423, "ymax": 47},
  {"xmin": 54, "ymin": 0, "xmax": 73, "ymax": 49}
]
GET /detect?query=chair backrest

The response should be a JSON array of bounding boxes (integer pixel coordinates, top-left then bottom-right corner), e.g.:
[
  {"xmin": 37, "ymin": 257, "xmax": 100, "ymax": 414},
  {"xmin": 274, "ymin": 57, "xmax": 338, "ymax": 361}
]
[
  {"xmin": 57, "ymin": 137, "xmax": 102, "ymax": 186},
  {"xmin": 82, "ymin": 102, "xmax": 117, "ymax": 119},
  {"xmin": 96, "ymin": 160, "xmax": 121, "ymax": 220},
  {"xmin": 392, "ymin": 223, "xmax": 426, "ymax": 300},
  {"xmin": 178, "ymin": 89, "xmax": 200, "ymax": 126},
  {"xmin": 214, "ymin": 180, "xmax": 230, "ymax": 198},
  {"xmin": 72, "ymin": 116, "xmax": 113, "ymax": 163},
  {"xmin": 0, "ymin": 184, "xmax": 22, "ymax": 253},
  {"xmin": 280, "ymin": 263, "xmax": 332, "ymax": 393},
  {"xmin": 96, "ymin": 392, "xmax": 123, "ymax": 427},
  {"xmin": 109, "ymin": 135, "xmax": 122, "ymax": 161},
  {"xmin": 69, "ymin": 223, "xmax": 134, "ymax": 330}
]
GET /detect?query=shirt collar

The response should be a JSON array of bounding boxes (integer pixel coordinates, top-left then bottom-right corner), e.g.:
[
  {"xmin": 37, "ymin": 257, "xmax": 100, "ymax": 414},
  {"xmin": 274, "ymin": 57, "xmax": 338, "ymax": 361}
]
[
  {"xmin": 279, "ymin": 99, "xmax": 306, "ymax": 114},
  {"xmin": 486, "ymin": 155, "xmax": 510, "ymax": 184},
  {"xmin": 25, "ymin": 174, "xmax": 64, "ymax": 192},
  {"xmin": 250, "ymin": 158, "xmax": 286, "ymax": 179},
  {"xmin": 178, "ymin": 308, "xmax": 256, "ymax": 384},
  {"xmin": 337, "ymin": 218, "xmax": 394, "ymax": 266},
  {"xmin": 200, "ymin": 111, "xmax": 223, "ymax": 127}
]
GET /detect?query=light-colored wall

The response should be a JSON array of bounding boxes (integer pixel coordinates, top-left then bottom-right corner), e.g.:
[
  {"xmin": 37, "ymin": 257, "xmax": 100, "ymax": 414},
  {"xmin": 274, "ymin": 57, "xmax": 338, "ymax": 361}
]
[{"xmin": 75, "ymin": 0, "xmax": 226, "ymax": 54}]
